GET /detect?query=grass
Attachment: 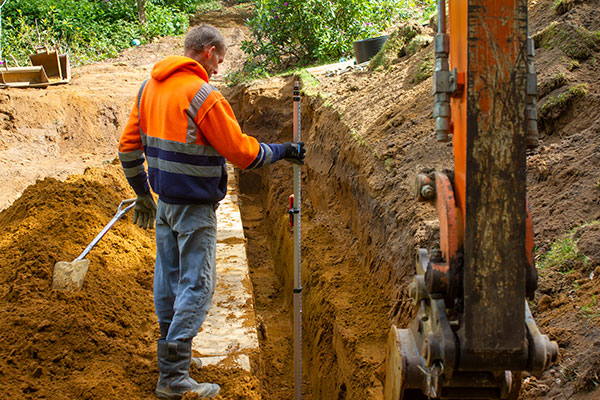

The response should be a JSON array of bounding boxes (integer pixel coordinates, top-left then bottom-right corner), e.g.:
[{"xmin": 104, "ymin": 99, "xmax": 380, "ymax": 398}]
[
  {"xmin": 538, "ymin": 72, "xmax": 567, "ymax": 99},
  {"xmin": 369, "ymin": 24, "xmax": 433, "ymax": 71},
  {"xmin": 533, "ymin": 21, "xmax": 600, "ymax": 60},
  {"xmin": 538, "ymin": 221, "xmax": 597, "ymax": 273},
  {"xmin": 349, "ymin": 129, "xmax": 380, "ymax": 159},
  {"xmin": 553, "ymin": 0, "xmax": 579, "ymax": 15},
  {"xmin": 296, "ymin": 69, "xmax": 320, "ymax": 96},
  {"xmin": 225, "ymin": 61, "xmax": 322, "ymax": 89},
  {"xmin": 385, "ymin": 158, "xmax": 392, "ymax": 173},
  {"xmin": 411, "ymin": 54, "xmax": 433, "ymax": 84},
  {"xmin": 539, "ymin": 83, "xmax": 588, "ymax": 122},
  {"xmin": 566, "ymin": 58, "xmax": 581, "ymax": 71},
  {"xmin": 581, "ymin": 295, "xmax": 600, "ymax": 318},
  {"xmin": 538, "ymin": 234, "xmax": 588, "ymax": 273}
]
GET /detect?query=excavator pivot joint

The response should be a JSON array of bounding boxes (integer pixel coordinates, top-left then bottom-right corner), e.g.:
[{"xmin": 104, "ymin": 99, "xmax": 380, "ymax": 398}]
[{"xmin": 414, "ymin": 174, "xmax": 436, "ymax": 202}]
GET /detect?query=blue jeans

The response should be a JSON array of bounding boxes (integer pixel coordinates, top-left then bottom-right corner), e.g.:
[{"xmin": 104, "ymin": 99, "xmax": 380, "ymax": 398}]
[{"xmin": 154, "ymin": 199, "xmax": 217, "ymax": 341}]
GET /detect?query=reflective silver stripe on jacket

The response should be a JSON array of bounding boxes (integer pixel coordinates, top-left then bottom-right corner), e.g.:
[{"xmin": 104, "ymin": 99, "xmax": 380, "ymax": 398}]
[
  {"xmin": 118, "ymin": 150, "xmax": 146, "ymax": 177},
  {"xmin": 185, "ymin": 84, "xmax": 215, "ymax": 144},
  {"xmin": 118, "ymin": 149, "xmax": 145, "ymax": 162},
  {"xmin": 144, "ymin": 135, "xmax": 220, "ymax": 157},
  {"xmin": 137, "ymin": 79, "xmax": 149, "ymax": 136},
  {"xmin": 260, "ymin": 143, "xmax": 274, "ymax": 165},
  {"xmin": 248, "ymin": 143, "xmax": 274, "ymax": 169},
  {"xmin": 122, "ymin": 163, "xmax": 146, "ymax": 178},
  {"xmin": 146, "ymin": 156, "xmax": 222, "ymax": 178}
]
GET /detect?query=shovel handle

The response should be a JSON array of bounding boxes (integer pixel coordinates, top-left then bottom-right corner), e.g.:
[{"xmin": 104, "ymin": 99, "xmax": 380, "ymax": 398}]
[{"xmin": 74, "ymin": 198, "xmax": 136, "ymax": 261}]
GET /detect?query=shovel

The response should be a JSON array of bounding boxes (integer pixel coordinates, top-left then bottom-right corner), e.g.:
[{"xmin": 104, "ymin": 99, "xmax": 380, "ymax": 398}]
[{"xmin": 52, "ymin": 198, "xmax": 136, "ymax": 291}]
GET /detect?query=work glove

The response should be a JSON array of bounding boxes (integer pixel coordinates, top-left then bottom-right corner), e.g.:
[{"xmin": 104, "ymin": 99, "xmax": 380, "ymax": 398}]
[
  {"xmin": 133, "ymin": 193, "xmax": 156, "ymax": 230},
  {"xmin": 283, "ymin": 141, "xmax": 306, "ymax": 165}
]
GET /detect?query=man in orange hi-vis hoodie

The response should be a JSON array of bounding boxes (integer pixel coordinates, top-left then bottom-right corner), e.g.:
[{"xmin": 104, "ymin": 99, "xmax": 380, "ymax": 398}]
[{"xmin": 118, "ymin": 24, "xmax": 305, "ymax": 399}]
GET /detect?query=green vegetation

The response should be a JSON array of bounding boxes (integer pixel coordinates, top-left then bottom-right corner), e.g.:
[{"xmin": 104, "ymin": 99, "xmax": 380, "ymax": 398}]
[
  {"xmin": 410, "ymin": 53, "xmax": 433, "ymax": 84},
  {"xmin": 369, "ymin": 23, "xmax": 432, "ymax": 70},
  {"xmin": 539, "ymin": 83, "xmax": 588, "ymax": 126},
  {"xmin": 385, "ymin": 158, "xmax": 392, "ymax": 172},
  {"xmin": 553, "ymin": 0, "xmax": 579, "ymax": 15},
  {"xmin": 538, "ymin": 221, "xmax": 598, "ymax": 274},
  {"xmin": 538, "ymin": 234, "xmax": 586, "ymax": 273},
  {"xmin": 296, "ymin": 69, "xmax": 320, "ymax": 96},
  {"xmin": 349, "ymin": 128, "xmax": 380, "ymax": 158},
  {"xmin": 533, "ymin": 21, "xmax": 600, "ymax": 60},
  {"xmin": 537, "ymin": 72, "xmax": 567, "ymax": 99},
  {"xmin": 239, "ymin": 0, "xmax": 435, "ymax": 77},
  {"xmin": 0, "ymin": 0, "xmax": 218, "ymax": 67},
  {"xmin": 581, "ymin": 295, "xmax": 600, "ymax": 318},
  {"xmin": 565, "ymin": 57, "xmax": 580, "ymax": 71}
]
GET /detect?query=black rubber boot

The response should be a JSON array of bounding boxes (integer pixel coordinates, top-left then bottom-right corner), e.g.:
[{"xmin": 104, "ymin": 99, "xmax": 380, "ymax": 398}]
[
  {"xmin": 155, "ymin": 340, "xmax": 219, "ymax": 399},
  {"xmin": 158, "ymin": 323, "xmax": 202, "ymax": 368}
]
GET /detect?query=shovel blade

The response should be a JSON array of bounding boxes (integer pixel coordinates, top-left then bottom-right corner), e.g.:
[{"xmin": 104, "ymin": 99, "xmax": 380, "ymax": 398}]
[{"xmin": 53, "ymin": 259, "xmax": 90, "ymax": 291}]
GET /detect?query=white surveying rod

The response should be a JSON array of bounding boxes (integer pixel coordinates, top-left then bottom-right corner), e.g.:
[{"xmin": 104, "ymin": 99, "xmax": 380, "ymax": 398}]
[{"xmin": 292, "ymin": 81, "xmax": 302, "ymax": 400}]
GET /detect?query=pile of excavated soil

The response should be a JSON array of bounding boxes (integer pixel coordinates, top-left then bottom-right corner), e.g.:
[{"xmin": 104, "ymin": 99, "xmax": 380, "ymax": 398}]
[
  {"xmin": 0, "ymin": 164, "xmax": 158, "ymax": 399},
  {"xmin": 0, "ymin": 164, "xmax": 262, "ymax": 399}
]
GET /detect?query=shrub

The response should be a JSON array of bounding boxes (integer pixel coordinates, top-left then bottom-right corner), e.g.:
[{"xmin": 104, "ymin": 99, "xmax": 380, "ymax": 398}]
[
  {"xmin": 141, "ymin": 2, "xmax": 189, "ymax": 38},
  {"xmin": 241, "ymin": 0, "xmax": 435, "ymax": 71},
  {"xmin": 0, "ymin": 0, "xmax": 190, "ymax": 67},
  {"xmin": 154, "ymin": 0, "xmax": 219, "ymax": 14}
]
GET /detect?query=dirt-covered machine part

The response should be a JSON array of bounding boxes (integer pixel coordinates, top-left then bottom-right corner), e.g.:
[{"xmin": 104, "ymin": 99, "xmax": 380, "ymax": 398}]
[{"xmin": 384, "ymin": 0, "xmax": 558, "ymax": 398}]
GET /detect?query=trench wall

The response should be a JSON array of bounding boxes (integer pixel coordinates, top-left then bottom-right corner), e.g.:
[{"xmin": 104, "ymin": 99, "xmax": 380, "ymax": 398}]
[{"xmin": 229, "ymin": 76, "xmax": 443, "ymax": 399}]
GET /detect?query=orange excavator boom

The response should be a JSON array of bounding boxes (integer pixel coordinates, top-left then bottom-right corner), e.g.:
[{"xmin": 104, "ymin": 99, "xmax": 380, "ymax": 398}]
[{"xmin": 384, "ymin": 0, "xmax": 557, "ymax": 398}]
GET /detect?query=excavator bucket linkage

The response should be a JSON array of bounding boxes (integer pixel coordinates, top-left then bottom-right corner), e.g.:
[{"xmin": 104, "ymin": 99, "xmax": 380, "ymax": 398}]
[{"xmin": 384, "ymin": 0, "xmax": 558, "ymax": 398}]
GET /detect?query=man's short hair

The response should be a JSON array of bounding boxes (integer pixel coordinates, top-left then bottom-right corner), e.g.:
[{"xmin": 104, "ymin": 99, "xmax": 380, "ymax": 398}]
[{"xmin": 184, "ymin": 24, "xmax": 226, "ymax": 54}]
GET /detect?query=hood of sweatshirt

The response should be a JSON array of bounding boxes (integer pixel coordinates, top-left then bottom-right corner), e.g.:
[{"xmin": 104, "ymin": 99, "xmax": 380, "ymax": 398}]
[{"xmin": 151, "ymin": 55, "xmax": 209, "ymax": 82}]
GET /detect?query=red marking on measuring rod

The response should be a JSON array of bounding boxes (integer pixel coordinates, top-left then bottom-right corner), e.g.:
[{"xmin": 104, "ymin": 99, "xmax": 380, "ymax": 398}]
[{"xmin": 288, "ymin": 194, "xmax": 296, "ymax": 227}]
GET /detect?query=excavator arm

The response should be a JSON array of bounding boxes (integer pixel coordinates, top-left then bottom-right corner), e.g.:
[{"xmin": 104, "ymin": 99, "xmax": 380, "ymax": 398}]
[{"xmin": 384, "ymin": 0, "xmax": 558, "ymax": 398}]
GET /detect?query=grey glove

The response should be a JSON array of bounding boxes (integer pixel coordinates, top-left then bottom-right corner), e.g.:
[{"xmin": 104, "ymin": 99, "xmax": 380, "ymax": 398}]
[
  {"xmin": 133, "ymin": 193, "xmax": 156, "ymax": 230},
  {"xmin": 283, "ymin": 141, "xmax": 306, "ymax": 165}
]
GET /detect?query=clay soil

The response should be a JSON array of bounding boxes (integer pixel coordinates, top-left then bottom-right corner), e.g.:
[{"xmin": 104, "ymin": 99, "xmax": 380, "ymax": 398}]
[{"xmin": 0, "ymin": 0, "xmax": 599, "ymax": 399}]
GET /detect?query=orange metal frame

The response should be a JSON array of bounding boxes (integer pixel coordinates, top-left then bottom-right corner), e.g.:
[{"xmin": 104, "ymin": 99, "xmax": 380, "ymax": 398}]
[{"xmin": 447, "ymin": 0, "xmax": 534, "ymax": 268}]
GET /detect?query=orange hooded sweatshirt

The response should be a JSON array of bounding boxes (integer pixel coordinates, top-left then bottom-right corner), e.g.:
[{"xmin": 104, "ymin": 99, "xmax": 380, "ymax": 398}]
[{"xmin": 118, "ymin": 56, "xmax": 286, "ymax": 204}]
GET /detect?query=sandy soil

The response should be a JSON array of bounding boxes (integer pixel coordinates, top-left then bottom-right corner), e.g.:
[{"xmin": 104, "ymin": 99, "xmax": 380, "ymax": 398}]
[{"xmin": 0, "ymin": 4, "xmax": 263, "ymax": 400}]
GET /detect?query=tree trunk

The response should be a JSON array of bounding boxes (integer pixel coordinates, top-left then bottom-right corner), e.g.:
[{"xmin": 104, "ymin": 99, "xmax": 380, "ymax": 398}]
[{"xmin": 137, "ymin": 0, "xmax": 146, "ymax": 24}]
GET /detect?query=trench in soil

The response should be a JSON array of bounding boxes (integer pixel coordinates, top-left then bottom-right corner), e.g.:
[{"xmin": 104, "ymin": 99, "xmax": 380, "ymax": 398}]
[{"xmin": 231, "ymin": 78, "xmax": 403, "ymax": 400}]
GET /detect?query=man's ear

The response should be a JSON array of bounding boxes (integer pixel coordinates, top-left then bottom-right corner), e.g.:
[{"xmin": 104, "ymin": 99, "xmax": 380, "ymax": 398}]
[{"xmin": 206, "ymin": 45, "xmax": 216, "ymax": 59}]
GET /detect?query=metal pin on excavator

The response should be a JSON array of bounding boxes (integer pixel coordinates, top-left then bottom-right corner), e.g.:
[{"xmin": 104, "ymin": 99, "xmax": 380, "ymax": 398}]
[{"xmin": 384, "ymin": 0, "xmax": 558, "ymax": 398}]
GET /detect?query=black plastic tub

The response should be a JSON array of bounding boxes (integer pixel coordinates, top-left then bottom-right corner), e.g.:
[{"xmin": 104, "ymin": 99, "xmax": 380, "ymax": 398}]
[{"xmin": 353, "ymin": 35, "xmax": 389, "ymax": 64}]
